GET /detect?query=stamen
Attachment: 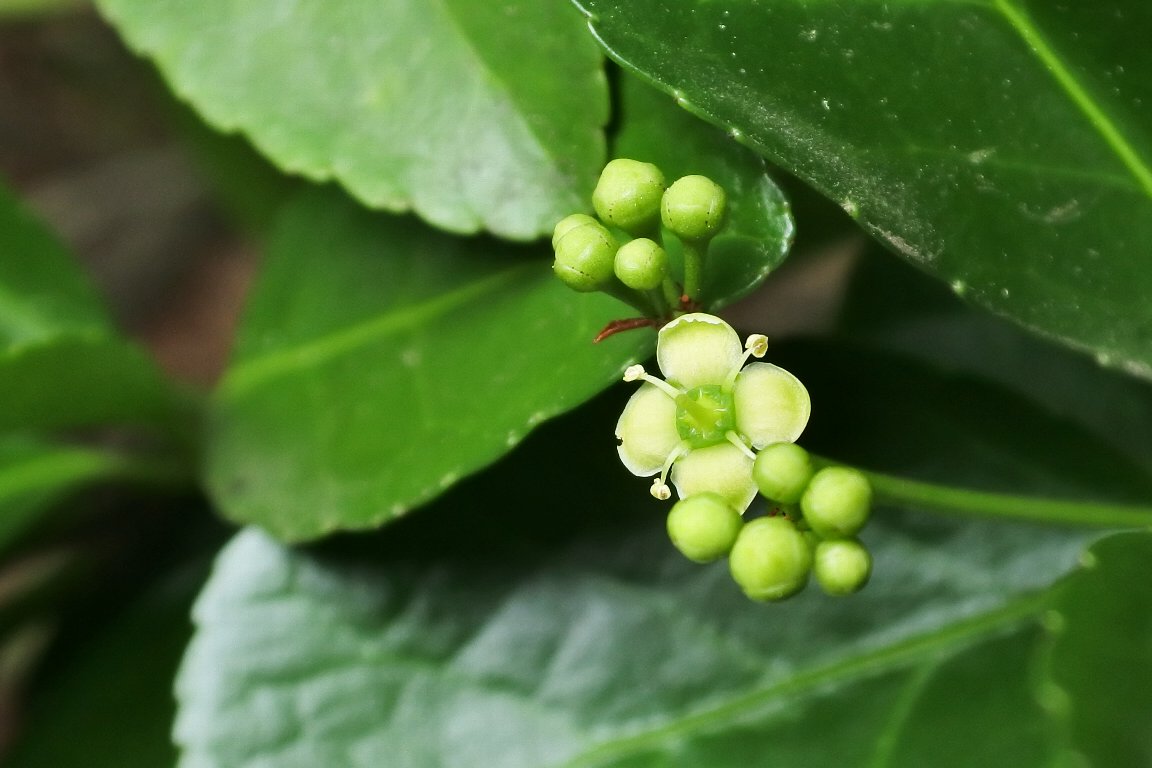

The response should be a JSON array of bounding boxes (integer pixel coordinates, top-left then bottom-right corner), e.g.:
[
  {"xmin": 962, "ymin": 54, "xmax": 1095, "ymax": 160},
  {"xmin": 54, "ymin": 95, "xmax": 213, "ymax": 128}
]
[
  {"xmin": 650, "ymin": 440, "xmax": 691, "ymax": 500},
  {"xmin": 623, "ymin": 364, "xmax": 645, "ymax": 382},
  {"xmin": 725, "ymin": 431, "xmax": 756, "ymax": 460},
  {"xmin": 623, "ymin": 365, "xmax": 684, "ymax": 400},
  {"xmin": 650, "ymin": 478, "xmax": 672, "ymax": 500},
  {"xmin": 745, "ymin": 334, "xmax": 769, "ymax": 358},
  {"xmin": 724, "ymin": 335, "xmax": 770, "ymax": 389}
]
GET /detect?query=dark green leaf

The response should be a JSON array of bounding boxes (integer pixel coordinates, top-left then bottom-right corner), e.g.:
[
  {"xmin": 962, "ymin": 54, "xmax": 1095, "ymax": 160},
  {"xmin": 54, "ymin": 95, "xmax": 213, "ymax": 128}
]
[
  {"xmin": 0, "ymin": 336, "xmax": 187, "ymax": 434},
  {"xmin": 0, "ymin": 0, "xmax": 77, "ymax": 16},
  {"xmin": 8, "ymin": 566, "xmax": 201, "ymax": 768},
  {"xmin": 0, "ymin": 437, "xmax": 131, "ymax": 554},
  {"xmin": 179, "ymin": 340, "xmax": 1124, "ymax": 766},
  {"xmin": 0, "ymin": 182, "xmax": 187, "ymax": 434},
  {"xmin": 95, "ymin": 0, "xmax": 608, "ymax": 239},
  {"xmin": 838, "ymin": 243, "xmax": 1152, "ymax": 477},
  {"xmin": 1040, "ymin": 532, "xmax": 1152, "ymax": 768},
  {"xmin": 613, "ymin": 75, "xmax": 794, "ymax": 307},
  {"xmin": 576, "ymin": 0, "xmax": 1152, "ymax": 374}
]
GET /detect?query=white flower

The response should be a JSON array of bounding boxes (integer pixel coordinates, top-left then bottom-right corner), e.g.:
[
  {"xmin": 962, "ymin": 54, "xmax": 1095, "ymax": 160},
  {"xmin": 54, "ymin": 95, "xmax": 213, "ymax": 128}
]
[{"xmin": 616, "ymin": 313, "xmax": 810, "ymax": 511}]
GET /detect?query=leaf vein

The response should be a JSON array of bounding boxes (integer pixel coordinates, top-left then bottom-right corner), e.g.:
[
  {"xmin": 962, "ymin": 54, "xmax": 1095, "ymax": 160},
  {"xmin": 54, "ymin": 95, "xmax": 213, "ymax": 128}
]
[
  {"xmin": 560, "ymin": 592, "xmax": 1046, "ymax": 768},
  {"xmin": 220, "ymin": 263, "xmax": 536, "ymax": 398},
  {"xmin": 994, "ymin": 0, "xmax": 1152, "ymax": 198}
]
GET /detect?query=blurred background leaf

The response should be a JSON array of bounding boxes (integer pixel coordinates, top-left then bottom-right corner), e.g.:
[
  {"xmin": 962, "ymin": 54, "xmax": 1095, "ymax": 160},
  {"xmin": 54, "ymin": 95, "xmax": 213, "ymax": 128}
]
[
  {"xmin": 1039, "ymin": 532, "xmax": 1152, "ymax": 768},
  {"xmin": 0, "ymin": 182, "xmax": 191, "ymax": 436}
]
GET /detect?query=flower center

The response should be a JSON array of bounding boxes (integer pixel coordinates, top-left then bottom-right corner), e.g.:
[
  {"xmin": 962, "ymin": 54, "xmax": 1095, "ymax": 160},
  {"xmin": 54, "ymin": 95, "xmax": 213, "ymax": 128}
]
[{"xmin": 676, "ymin": 385, "xmax": 736, "ymax": 448}]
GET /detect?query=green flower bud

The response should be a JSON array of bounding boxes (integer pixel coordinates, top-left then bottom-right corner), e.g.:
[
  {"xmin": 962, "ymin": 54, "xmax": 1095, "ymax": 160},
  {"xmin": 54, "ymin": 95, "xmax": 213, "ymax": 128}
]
[
  {"xmin": 800, "ymin": 467, "xmax": 872, "ymax": 539},
  {"xmin": 552, "ymin": 218, "xmax": 617, "ymax": 292},
  {"xmin": 614, "ymin": 237, "xmax": 668, "ymax": 291},
  {"xmin": 753, "ymin": 442, "xmax": 815, "ymax": 505},
  {"xmin": 728, "ymin": 516, "xmax": 812, "ymax": 601},
  {"xmin": 661, "ymin": 175, "xmax": 727, "ymax": 242},
  {"xmin": 592, "ymin": 159, "xmax": 665, "ymax": 235},
  {"xmin": 813, "ymin": 539, "xmax": 872, "ymax": 596},
  {"xmin": 666, "ymin": 492, "xmax": 744, "ymax": 563},
  {"xmin": 552, "ymin": 213, "xmax": 597, "ymax": 250}
]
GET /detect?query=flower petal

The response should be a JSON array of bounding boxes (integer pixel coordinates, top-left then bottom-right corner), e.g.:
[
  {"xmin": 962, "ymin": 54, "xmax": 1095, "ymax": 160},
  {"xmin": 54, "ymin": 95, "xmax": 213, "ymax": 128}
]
[
  {"xmin": 615, "ymin": 383, "xmax": 680, "ymax": 476},
  {"xmin": 732, "ymin": 362, "xmax": 811, "ymax": 449},
  {"xmin": 656, "ymin": 313, "xmax": 742, "ymax": 389},
  {"xmin": 670, "ymin": 443, "xmax": 757, "ymax": 512}
]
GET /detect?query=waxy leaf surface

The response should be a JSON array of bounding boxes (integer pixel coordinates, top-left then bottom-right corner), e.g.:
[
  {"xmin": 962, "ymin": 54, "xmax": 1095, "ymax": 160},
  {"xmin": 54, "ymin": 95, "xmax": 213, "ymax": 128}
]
[{"xmin": 577, "ymin": 0, "xmax": 1152, "ymax": 374}]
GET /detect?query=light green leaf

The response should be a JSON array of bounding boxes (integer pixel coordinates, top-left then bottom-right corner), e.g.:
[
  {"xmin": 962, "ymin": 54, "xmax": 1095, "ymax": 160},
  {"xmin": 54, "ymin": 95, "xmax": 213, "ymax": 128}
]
[
  {"xmin": 206, "ymin": 188, "xmax": 650, "ymax": 542},
  {"xmin": 0, "ymin": 182, "xmax": 187, "ymax": 434},
  {"xmin": 95, "ymin": 0, "xmax": 608, "ymax": 240},
  {"xmin": 576, "ymin": 0, "xmax": 1152, "ymax": 375},
  {"xmin": 613, "ymin": 76, "xmax": 794, "ymax": 307},
  {"xmin": 1039, "ymin": 532, "xmax": 1152, "ymax": 768},
  {"xmin": 178, "ymin": 341, "xmax": 1130, "ymax": 766}
]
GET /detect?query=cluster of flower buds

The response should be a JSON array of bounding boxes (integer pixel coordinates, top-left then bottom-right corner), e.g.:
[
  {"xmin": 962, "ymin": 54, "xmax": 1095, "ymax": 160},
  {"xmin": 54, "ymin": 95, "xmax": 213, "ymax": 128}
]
[
  {"xmin": 616, "ymin": 311, "xmax": 873, "ymax": 601},
  {"xmin": 553, "ymin": 161, "xmax": 874, "ymax": 602},
  {"xmin": 551, "ymin": 159, "xmax": 728, "ymax": 329}
]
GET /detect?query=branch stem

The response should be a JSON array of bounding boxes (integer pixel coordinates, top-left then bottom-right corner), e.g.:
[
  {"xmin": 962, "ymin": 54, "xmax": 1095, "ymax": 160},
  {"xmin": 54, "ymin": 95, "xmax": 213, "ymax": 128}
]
[{"xmin": 813, "ymin": 456, "xmax": 1152, "ymax": 529}]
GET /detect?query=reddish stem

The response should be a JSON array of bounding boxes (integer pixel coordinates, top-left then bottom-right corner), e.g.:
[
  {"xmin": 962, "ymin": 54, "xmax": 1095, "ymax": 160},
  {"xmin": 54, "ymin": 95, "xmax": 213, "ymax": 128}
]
[{"xmin": 594, "ymin": 317, "xmax": 660, "ymax": 343}]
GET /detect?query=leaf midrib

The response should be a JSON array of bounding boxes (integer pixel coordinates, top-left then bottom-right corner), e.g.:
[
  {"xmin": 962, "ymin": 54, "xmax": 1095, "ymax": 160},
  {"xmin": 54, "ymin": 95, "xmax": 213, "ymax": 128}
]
[
  {"xmin": 993, "ymin": 0, "xmax": 1152, "ymax": 199},
  {"xmin": 560, "ymin": 592, "xmax": 1047, "ymax": 768},
  {"xmin": 220, "ymin": 262, "xmax": 537, "ymax": 398}
]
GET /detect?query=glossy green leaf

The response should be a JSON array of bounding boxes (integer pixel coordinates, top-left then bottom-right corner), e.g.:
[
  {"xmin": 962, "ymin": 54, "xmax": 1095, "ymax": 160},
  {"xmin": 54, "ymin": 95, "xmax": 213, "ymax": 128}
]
[
  {"xmin": 0, "ymin": 182, "xmax": 186, "ymax": 434},
  {"xmin": 206, "ymin": 188, "xmax": 650, "ymax": 542},
  {"xmin": 1040, "ymin": 532, "xmax": 1152, "ymax": 768},
  {"xmin": 95, "ymin": 0, "xmax": 607, "ymax": 240},
  {"xmin": 178, "ymin": 340, "xmax": 1130, "ymax": 766},
  {"xmin": 613, "ymin": 76, "xmax": 794, "ymax": 307},
  {"xmin": 576, "ymin": 0, "xmax": 1152, "ymax": 375}
]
